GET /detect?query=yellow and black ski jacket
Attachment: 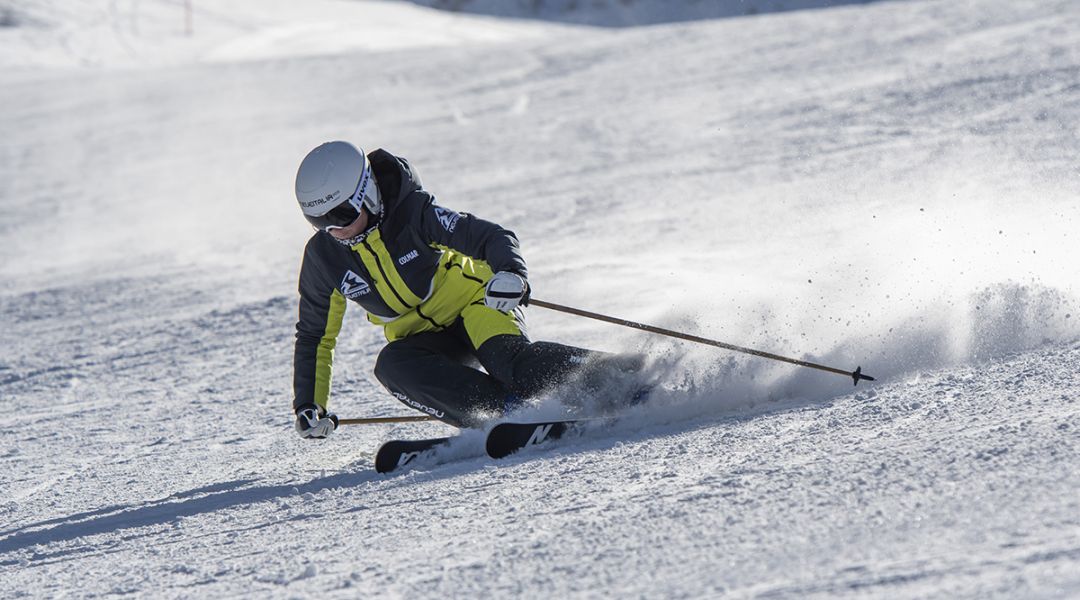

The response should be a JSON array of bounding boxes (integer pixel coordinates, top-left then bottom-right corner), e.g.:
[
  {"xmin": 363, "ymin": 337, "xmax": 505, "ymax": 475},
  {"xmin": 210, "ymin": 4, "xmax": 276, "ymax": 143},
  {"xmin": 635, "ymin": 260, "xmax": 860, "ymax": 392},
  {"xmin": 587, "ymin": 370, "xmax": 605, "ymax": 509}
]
[{"xmin": 293, "ymin": 149, "xmax": 527, "ymax": 412}]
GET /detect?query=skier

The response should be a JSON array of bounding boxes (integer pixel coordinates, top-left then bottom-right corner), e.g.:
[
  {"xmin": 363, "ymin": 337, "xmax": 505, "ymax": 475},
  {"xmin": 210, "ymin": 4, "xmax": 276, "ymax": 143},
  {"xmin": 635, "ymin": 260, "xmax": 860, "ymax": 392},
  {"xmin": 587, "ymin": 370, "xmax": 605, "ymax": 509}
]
[{"xmin": 292, "ymin": 141, "xmax": 640, "ymax": 439}]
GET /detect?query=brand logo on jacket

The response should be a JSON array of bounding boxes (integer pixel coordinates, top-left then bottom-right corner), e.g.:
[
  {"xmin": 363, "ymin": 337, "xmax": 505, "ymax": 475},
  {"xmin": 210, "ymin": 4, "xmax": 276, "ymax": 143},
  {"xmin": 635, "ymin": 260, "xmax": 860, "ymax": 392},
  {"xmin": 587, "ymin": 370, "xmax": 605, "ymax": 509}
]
[
  {"xmin": 340, "ymin": 270, "xmax": 371, "ymax": 298},
  {"xmin": 433, "ymin": 206, "xmax": 460, "ymax": 233},
  {"xmin": 398, "ymin": 250, "xmax": 419, "ymax": 266}
]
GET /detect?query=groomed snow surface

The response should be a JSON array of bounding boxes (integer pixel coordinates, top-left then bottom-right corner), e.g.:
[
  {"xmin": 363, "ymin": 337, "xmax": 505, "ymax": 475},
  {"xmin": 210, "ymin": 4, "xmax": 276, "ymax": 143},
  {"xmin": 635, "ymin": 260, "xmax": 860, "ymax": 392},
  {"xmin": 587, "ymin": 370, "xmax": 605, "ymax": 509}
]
[{"xmin": 2, "ymin": 0, "xmax": 1079, "ymax": 597}]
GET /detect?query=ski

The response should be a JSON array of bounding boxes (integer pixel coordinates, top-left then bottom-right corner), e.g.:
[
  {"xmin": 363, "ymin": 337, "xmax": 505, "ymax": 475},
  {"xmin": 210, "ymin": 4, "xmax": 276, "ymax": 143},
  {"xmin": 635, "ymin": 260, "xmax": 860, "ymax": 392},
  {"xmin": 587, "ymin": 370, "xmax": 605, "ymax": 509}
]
[
  {"xmin": 485, "ymin": 419, "xmax": 594, "ymax": 459},
  {"xmin": 374, "ymin": 436, "xmax": 453, "ymax": 474}
]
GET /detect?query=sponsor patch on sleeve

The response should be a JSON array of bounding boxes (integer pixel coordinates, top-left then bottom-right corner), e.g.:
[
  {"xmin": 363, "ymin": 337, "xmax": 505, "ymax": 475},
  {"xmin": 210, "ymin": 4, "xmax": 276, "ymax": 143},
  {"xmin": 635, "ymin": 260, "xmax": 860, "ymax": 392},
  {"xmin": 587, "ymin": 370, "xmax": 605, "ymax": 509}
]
[{"xmin": 433, "ymin": 206, "xmax": 461, "ymax": 233}]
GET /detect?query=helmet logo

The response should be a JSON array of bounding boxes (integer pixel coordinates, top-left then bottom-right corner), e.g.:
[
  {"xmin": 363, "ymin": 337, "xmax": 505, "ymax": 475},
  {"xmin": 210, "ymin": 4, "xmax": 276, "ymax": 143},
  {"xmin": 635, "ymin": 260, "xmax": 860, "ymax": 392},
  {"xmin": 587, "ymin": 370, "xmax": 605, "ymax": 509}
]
[{"xmin": 299, "ymin": 189, "xmax": 340, "ymax": 209}]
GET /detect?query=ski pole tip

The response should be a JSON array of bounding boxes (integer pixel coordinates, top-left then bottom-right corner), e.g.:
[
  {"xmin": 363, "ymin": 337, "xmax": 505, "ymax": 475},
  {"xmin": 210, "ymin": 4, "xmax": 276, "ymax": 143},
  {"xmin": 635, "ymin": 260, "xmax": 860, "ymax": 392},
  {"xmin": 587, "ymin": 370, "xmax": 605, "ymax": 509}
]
[{"xmin": 852, "ymin": 366, "xmax": 876, "ymax": 386}]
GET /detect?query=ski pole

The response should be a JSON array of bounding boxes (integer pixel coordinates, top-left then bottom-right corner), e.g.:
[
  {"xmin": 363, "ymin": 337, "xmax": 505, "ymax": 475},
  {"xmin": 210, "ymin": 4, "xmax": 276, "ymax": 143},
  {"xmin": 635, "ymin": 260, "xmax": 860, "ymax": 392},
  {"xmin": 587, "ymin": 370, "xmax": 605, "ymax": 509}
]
[
  {"xmin": 338, "ymin": 415, "xmax": 439, "ymax": 425},
  {"xmin": 529, "ymin": 298, "xmax": 875, "ymax": 386}
]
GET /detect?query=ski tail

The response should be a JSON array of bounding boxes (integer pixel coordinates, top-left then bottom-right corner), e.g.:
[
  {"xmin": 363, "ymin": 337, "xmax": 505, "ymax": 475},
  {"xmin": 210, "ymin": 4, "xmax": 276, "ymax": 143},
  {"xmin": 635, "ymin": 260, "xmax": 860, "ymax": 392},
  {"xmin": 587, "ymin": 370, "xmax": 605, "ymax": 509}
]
[{"xmin": 375, "ymin": 437, "xmax": 452, "ymax": 473}]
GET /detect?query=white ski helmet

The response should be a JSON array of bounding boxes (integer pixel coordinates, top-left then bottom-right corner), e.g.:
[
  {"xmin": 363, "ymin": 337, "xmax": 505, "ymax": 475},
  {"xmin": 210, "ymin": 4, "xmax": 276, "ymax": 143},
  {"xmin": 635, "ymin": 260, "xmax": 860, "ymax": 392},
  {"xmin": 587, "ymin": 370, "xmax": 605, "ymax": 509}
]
[{"xmin": 295, "ymin": 141, "xmax": 381, "ymax": 230}]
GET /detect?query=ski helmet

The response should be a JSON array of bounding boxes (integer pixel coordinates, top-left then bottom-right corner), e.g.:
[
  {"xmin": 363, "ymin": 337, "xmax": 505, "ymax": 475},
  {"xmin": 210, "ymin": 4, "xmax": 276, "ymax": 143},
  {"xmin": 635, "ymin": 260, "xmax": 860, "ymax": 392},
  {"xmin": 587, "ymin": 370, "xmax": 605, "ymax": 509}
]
[{"xmin": 295, "ymin": 141, "xmax": 381, "ymax": 230}]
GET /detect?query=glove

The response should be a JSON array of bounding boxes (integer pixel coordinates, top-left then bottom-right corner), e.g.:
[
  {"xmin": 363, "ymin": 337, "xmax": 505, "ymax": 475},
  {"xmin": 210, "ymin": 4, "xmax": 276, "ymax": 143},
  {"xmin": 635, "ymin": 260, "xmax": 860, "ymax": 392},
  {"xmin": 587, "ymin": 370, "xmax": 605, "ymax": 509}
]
[
  {"xmin": 294, "ymin": 404, "xmax": 338, "ymax": 439},
  {"xmin": 484, "ymin": 271, "xmax": 529, "ymax": 313}
]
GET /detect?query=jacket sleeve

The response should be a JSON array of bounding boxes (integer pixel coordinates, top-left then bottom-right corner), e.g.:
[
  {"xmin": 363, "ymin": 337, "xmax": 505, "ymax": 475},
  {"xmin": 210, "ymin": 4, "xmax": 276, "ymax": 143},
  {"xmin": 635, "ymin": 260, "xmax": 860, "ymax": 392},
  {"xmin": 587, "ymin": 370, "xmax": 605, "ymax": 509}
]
[
  {"xmin": 293, "ymin": 245, "xmax": 347, "ymax": 413},
  {"xmin": 413, "ymin": 193, "xmax": 528, "ymax": 279}
]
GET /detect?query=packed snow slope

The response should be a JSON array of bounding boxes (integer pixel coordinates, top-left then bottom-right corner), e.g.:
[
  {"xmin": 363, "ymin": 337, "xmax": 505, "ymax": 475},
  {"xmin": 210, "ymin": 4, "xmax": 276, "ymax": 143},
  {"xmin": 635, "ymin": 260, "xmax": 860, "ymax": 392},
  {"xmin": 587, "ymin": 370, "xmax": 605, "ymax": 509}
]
[{"xmin": 2, "ymin": 0, "xmax": 1079, "ymax": 597}]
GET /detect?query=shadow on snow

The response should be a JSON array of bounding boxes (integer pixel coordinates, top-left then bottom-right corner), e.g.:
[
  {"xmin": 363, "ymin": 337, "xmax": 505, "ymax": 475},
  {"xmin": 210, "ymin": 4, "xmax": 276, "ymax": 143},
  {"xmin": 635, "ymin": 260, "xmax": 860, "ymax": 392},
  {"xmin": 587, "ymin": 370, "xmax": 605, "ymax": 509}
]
[
  {"xmin": 404, "ymin": 0, "xmax": 887, "ymax": 28},
  {"xmin": 0, "ymin": 473, "xmax": 382, "ymax": 560}
]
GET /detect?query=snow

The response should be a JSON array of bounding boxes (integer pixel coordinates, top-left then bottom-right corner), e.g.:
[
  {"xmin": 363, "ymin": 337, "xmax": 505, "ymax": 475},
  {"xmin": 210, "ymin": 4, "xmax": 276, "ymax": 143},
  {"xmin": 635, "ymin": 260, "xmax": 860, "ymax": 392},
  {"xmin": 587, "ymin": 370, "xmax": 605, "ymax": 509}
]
[
  {"xmin": 0, "ymin": 0, "xmax": 555, "ymax": 69},
  {"xmin": 2, "ymin": 0, "xmax": 1079, "ymax": 597}
]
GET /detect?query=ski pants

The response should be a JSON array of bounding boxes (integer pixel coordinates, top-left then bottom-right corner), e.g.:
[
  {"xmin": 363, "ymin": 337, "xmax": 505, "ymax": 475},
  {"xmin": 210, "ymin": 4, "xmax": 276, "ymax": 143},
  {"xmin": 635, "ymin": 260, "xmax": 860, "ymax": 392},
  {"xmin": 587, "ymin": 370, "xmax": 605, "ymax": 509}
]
[{"xmin": 373, "ymin": 307, "xmax": 599, "ymax": 428}]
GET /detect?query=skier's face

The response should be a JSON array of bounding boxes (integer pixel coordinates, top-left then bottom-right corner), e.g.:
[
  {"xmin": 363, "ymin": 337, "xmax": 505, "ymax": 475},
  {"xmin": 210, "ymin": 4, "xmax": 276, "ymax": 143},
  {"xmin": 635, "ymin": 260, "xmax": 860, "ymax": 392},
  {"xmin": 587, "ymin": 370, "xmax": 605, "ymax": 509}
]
[{"xmin": 326, "ymin": 208, "xmax": 370, "ymax": 240}]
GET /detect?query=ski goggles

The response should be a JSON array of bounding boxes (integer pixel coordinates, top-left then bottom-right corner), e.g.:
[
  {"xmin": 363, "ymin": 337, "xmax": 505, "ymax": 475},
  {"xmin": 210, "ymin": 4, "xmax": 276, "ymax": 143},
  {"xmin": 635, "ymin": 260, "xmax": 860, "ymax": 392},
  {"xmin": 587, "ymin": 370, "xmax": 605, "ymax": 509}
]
[{"xmin": 305, "ymin": 164, "xmax": 375, "ymax": 231}]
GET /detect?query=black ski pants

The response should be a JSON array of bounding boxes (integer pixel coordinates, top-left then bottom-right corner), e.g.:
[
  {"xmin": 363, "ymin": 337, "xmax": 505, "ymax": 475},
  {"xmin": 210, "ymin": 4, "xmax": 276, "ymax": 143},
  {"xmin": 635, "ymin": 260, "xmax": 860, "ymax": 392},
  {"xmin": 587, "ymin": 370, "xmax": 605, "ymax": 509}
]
[{"xmin": 373, "ymin": 316, "xmax": 595, "ymax": 428}]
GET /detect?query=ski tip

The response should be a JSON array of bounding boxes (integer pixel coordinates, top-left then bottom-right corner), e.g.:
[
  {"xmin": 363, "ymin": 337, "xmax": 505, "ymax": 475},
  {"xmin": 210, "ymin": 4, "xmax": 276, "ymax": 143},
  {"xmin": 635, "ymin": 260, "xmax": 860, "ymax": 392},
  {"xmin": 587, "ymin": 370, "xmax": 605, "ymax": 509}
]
[
  {"xmin": 374, "ymin": 447, "xmax": 398, "ymax": 474},
  {"xmin": 374, "ymin": 440, "xmax": 410, "ymax": 474}
]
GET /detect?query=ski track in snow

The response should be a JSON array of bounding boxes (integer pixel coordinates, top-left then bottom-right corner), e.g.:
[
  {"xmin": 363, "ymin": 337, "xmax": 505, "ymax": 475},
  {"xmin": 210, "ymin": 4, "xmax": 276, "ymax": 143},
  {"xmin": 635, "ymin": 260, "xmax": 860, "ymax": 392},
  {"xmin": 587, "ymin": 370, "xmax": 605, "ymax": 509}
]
[{"xmin": 2, "ymin": 0, "xmax": 1080, "ymax": 597}]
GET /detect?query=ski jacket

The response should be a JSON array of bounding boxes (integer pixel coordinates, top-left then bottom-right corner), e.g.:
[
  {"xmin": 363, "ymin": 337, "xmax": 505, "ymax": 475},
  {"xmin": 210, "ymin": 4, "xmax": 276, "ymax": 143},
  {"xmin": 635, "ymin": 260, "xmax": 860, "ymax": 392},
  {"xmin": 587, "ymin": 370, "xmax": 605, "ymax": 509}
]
[{"xmin": 293, "ymin": 149, "xmax": 527, "ymax": 412}]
